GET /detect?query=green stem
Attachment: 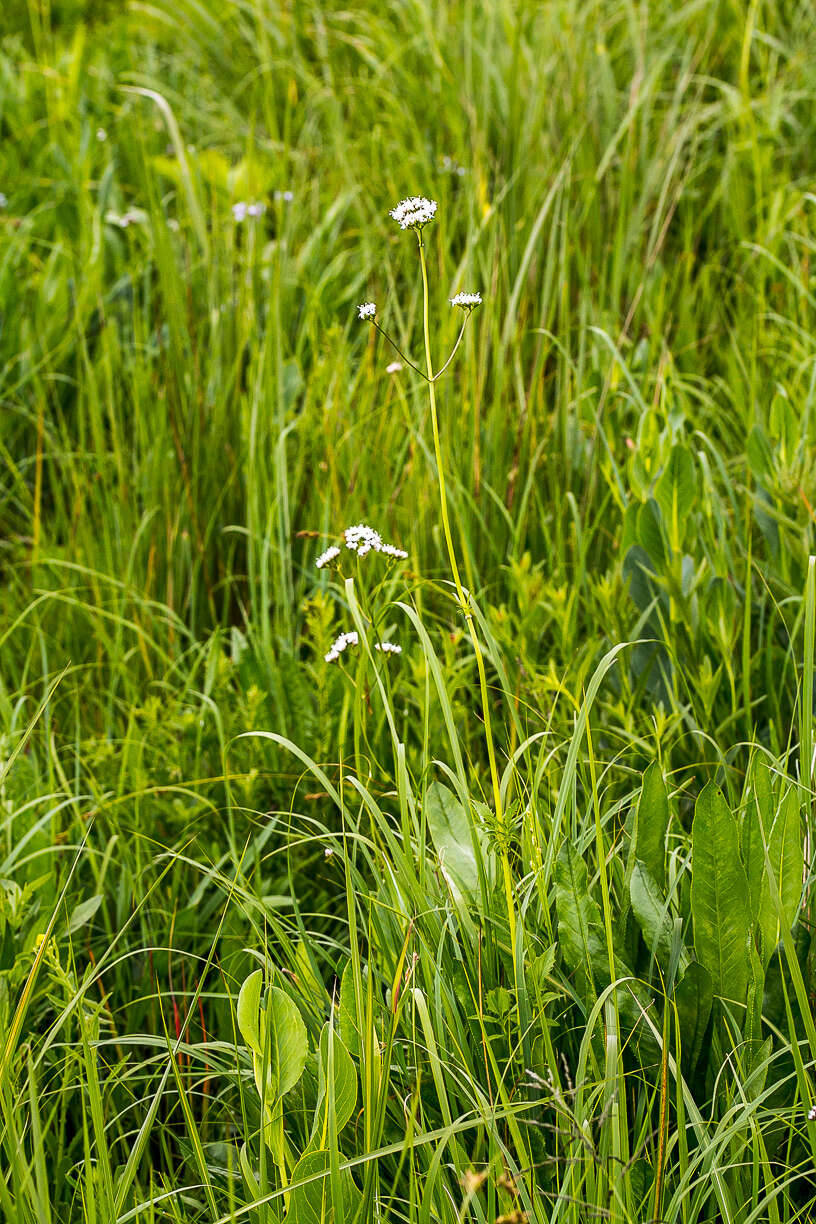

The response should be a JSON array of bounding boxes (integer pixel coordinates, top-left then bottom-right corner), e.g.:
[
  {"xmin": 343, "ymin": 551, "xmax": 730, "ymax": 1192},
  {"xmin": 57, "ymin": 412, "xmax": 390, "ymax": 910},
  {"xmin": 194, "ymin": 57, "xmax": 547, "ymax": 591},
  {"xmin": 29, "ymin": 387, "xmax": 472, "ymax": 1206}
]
[{"xmin": 416, "ymin": 232, "xmax": 517, "ymax": 979}]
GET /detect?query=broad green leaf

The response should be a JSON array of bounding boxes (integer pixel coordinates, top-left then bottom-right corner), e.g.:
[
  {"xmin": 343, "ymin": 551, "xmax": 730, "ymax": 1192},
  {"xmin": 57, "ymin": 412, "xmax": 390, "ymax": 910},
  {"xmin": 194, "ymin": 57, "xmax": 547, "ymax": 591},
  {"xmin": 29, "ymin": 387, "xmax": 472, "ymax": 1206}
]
[
  {"xmin": 67, "ymin": 895, "xmax": 102, "ymax": 935},
  {"xmin": 237, "ymin": 972, "xmax": 308, "ymax": 1101},
  {"xmin": 310, "ymin": 1023, "xmax": 357, "ymax": 1144},
  {"xmin": 237, "ymin": 969, "xmax": 264, "ymax": 1055},
  {"xmin": 637, "ymin": 499, "xmax": 667, "ymax": 568},
  {"xmin": 674, "ymin": 961, "xmax": 712, "ymax": 1075},
  {"xmin": 289, "ymin": 1150, "xmax": 361, "ymax": 1224},
  {"xmin": 742, "ymin": 757, "xmax": 773, "ymax": 926},
  {"xmin": 265, "ymin": 987, "xmax": 309, "ymax": 1099},
  {"xmin": 691, "ymin": 783, "xmax": 751, "ymax": 1002},
  {"xmin": 424, "ymin": 781, "xmax": 492, "ymax": 903},
  {"xmin": 339, "ymin": 963, "xmax": 382, "ymax": 1085},
  {"xmin": 758, "ymin": 786, "xmax": 804, "ymax": 959},
  {"xmin": 555, "ymin": 842, "xmax": 607, "ymax": 994},
  {"xmin": 635, "ymin": 762, "xmax": 669, "ymax": 888},
  {"xmin": 630, "ymin": 860, "xmax": 684, "ymax": 971},
  {"xmin": 655, "ymin": 445, "xmax": 696, "ymax": 548},
  {"xmin": 338, "ymin": 963, "xmax": 361, "ymax": 1059}
]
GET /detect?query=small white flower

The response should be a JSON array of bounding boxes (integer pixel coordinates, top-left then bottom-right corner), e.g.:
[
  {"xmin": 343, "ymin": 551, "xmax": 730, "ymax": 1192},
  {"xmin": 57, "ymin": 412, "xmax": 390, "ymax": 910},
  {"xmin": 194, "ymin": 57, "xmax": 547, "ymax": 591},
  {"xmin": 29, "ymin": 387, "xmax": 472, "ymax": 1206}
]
[
  {"xmin": 315, "ymin": 545, "xmax": 341, "ymax": 569},
  {"xmin": 450, "ymin": 291, "xmax": 482, "ymax": 310},
  {"xmin": 809, "ymin": 1104, "xmax": 816, "ymax": 1122},
  {"xmin": 380, "ymin": 543, "xmax": 408, "ymax": 559},
  {"xmin": 358, "ymin": 302, "xmax": 376, "ymax": 320},
  {"xmin": 386, "ymin": 361, "xmax": 402, "ymax": 374},
  {"xmin": 389, "ymin": 196, "xmax": 438, "ymax": 230},
  {"xmin": 274, "ymin": 190, "xmax": 294, "ymax": 202},
  {"xmin": 324, "ymin": 630, "xmax": 359, "ymax": 663},
  {"xmin": 374, "ymin": 642, "xmax": 402, "ymax": 654},
  {"xmin": 324, "ymin": 846, "xmax": 333, "ymax": 857},
  {"xmin": 440, "ymin": 156, "xmax": 466, "ymax": 177},
  {"xmin": 96, "ymin": 127, "xmax": 107, "ymax": 142},
  {"xmin": 344, "ymin": 524, "xmax": 383, "ymax": 554},
  {"xmin": 232, "ymin": 201, "xmax": 266, "ymax": 222},
  {"xmin": 106, "ymin": 209, "xmax": 145, "ymax": 229}
]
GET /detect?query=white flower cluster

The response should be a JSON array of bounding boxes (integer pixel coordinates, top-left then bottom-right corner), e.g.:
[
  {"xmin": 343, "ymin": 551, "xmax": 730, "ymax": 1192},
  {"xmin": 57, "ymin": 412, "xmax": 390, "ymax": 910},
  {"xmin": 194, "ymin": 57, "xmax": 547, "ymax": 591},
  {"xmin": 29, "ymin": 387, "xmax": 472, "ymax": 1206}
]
[
  {"xmin": 389, "ymin": 196, "xmax": 437, "ymax": 230},
  {"xmin": 315, "ymin": 524, "xmax": 408, "ymax": 570},
  {"xmin": 315, "ymin": 545, "xmax": 341, "ymax": 569},
  {"xmin": 325, "ymin": 630, "xmax": 402, "ymax": 663},
  {"xmin": 450, "ymin": 291, "xmax": 482, "ymax": 310},
  {"xmin": 810, "ymin": 1104, "xmax": 816, "ymax": 1122},
  {"xmin": 344, "ymin": 524, "xmax": 408, "ymax": 560},
  {"xmin": 232, "ymin": 201, "xmax": 266, "ymax": 222},
  {"xmin": 325, "ymin": 630, "xmax": 358, "ymax": 663},
  {"xmin": 358, "ymin": 302, "xmax": 376, "ymax": 320},
  {"xmin": 344, "ymin": 523, "xmax": 382, "ymax": 555}
]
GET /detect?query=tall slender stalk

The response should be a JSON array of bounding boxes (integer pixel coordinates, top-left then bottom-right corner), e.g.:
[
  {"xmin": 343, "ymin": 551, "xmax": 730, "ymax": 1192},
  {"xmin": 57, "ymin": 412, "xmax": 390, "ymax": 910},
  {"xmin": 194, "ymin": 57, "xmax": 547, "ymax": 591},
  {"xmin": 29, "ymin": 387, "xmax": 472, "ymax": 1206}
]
[{"xmin": 416, "ymin": 233, "xmax": 518, "ymax": 979}]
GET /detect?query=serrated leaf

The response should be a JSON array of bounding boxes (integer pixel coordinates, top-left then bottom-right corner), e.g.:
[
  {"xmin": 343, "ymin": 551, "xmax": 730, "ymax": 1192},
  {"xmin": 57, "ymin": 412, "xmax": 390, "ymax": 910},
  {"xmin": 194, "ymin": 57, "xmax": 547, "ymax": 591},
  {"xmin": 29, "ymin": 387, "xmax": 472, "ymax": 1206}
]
[{"xmin": 691, "ymin": 783, "xmax": 751, "ymax": 1002}]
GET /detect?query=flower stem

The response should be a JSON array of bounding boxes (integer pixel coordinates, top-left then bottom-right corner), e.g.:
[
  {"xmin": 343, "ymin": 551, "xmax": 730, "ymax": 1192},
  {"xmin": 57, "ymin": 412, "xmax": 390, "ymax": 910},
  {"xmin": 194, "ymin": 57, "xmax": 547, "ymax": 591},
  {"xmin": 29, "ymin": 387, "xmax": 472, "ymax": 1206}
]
[
  {"xmin": 371, "ymin": 321, "xmax": 429, "ymax": 381},
  {"xmin": 416, "ymin": 233, "xmax": 517, "ymax": 978}
]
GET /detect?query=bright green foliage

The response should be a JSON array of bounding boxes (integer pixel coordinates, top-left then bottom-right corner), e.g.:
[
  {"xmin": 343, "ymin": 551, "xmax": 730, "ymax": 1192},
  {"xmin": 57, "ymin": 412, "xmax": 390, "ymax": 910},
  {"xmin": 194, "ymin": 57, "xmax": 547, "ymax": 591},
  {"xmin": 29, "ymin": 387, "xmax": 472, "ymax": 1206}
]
[{"xmin": 3, "ymin": 0, "xmax": 816, "ymax": 1220}]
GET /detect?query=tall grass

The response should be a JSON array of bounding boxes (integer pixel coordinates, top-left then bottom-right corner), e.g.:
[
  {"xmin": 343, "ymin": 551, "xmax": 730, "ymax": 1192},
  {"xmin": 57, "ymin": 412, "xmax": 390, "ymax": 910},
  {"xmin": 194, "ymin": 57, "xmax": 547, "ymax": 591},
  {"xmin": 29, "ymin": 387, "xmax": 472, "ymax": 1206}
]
[{"xmin": 3, "ymin": 0, "xmax": 816, "ymax": 1220}]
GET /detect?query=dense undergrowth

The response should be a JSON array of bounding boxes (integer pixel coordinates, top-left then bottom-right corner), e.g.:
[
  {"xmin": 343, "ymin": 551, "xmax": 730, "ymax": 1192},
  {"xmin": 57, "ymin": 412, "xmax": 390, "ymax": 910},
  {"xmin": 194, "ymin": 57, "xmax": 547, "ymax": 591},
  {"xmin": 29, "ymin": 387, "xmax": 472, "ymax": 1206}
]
[{"xmin": 3, "ymin": 0, "xmax": 816, "ymax": 1220}]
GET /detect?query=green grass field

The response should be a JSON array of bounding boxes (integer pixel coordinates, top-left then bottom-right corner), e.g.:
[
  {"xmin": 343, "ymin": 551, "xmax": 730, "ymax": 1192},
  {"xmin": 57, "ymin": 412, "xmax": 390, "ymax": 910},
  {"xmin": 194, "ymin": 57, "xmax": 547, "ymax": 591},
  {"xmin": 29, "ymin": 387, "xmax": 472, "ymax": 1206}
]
[{"xmin": 3, "ymin": 0, "xmax": 816, "ymax": 1219}]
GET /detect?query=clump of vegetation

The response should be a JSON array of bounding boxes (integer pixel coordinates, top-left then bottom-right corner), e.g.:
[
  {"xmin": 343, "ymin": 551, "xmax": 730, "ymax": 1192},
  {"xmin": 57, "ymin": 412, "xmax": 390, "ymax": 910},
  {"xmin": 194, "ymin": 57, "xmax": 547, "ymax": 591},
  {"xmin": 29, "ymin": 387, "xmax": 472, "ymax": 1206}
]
[{"xmin": 2, "ymin": 1, "xmax": 816, "ymax": 1220}]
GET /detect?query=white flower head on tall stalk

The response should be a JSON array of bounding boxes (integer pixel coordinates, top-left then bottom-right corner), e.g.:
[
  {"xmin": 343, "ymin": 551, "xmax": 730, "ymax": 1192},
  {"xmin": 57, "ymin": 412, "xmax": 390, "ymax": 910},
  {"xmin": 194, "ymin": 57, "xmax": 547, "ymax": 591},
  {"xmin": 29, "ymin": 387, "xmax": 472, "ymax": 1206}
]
[
  {"xmin": 358, "ymin": 302, "xmax": 376, "ymax": 320},
  {"xmin": 344, "ymin": 523, "xmax": 383, "ymax": 556},
  {"xmin": 324, "ymin": 630, "xmax": 358, "ymax": 664},
  {"xmin": 315, "ymin": 545, "xmax": 341, "ymax": 570},
  {"xmin": 389, "ymin": 196, "xmax": 437, "ymax": 231},
  {"xmin": 450, "ymin": 291, "xmax": 482, "ymax": 311}
]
